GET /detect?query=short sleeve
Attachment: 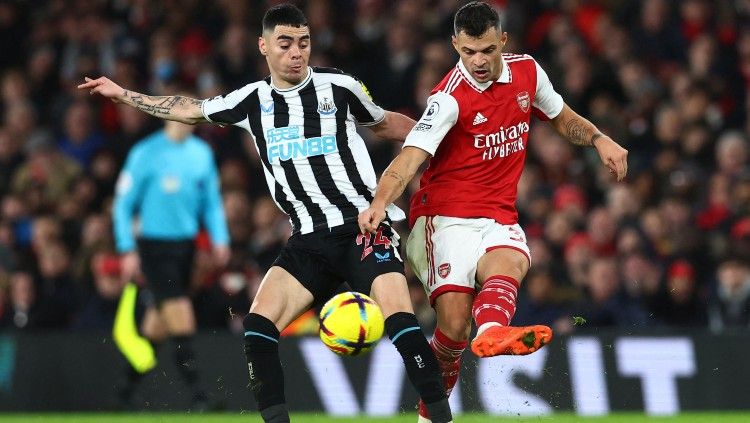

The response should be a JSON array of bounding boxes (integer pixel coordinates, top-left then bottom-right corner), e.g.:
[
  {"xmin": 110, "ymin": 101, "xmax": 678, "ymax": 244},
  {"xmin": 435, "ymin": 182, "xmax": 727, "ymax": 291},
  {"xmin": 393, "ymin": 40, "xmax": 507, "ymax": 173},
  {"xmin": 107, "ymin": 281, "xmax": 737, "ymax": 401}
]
[
  {"xmin": 532, "ymin": 60, "xmax": 564, "ymax": 120},
  {"xmin": 402, "ymin": 92, "xmax": 459, "ymax": 156},
  {"xmin": 201, "ymin": 84, "xmax": 257, "ymax": 126},
  {"xmin": 342, "ymin": 76, "xmax": 385, "ymax": 126}
]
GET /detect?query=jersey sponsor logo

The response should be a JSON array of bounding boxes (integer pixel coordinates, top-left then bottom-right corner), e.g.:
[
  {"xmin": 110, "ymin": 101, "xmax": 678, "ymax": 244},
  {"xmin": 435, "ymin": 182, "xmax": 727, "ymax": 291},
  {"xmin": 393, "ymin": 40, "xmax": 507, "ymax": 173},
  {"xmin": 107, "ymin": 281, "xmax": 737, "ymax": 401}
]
[
  {"xmin": 317, "ymin": 97, "xmax": 337, "ymax": 115},
  {"xmin": 422, "ymin": 101, "xmax": 440, "ymax": 121},
  {"xmin": 473, "ymin": 121, "xmax": 530, "ymax": 161},
  {"xmin": 438, "ymin": 263, "xmax": 451, "ymax": 278},
  {"xmin": 260, "ymin": 101, "xmax": 274, "ymax": 114},
  {"xmin": 472, "ymin": 112, "xmax": 488, "ymax": 126},
  {"xmin": 516, "ymin": 91, "xmax": 530, "ymax": 113},
  {"xmin": 266, "ymin": 125, "xmax": 338, "ymax": 163},
  {"xmin": 414, "ymin": 123, "xmax": 432, "ymax": 132}
]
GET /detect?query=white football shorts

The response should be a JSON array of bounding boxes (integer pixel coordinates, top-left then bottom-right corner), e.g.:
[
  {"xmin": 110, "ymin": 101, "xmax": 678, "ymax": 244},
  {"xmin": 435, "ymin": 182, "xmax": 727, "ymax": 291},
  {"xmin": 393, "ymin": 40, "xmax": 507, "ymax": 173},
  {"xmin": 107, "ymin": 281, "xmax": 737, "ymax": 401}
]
[{"xmin": 406, "ymin": 216, "xmax": 531, "ymax": 305}]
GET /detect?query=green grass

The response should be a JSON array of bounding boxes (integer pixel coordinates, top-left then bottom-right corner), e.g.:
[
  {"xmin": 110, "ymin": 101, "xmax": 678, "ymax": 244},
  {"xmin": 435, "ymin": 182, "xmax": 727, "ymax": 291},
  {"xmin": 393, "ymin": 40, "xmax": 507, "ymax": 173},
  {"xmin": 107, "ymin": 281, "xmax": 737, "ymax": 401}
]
[{"xmin": 0, "ymin": 413, "xmax": 749, "ymax": 423}]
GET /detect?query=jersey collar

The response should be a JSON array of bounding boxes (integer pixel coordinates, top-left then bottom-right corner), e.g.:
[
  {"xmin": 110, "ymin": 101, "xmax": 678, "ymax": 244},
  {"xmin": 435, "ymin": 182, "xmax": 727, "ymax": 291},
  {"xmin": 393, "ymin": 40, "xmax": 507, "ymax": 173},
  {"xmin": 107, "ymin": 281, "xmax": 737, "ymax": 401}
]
[
  {"xmin": 457, "ymin": 57, "xmax": 511, "ymax": 92},
  {"xmin": 270, "ymin": 66, "xmax": 313, "ymax": 92}
]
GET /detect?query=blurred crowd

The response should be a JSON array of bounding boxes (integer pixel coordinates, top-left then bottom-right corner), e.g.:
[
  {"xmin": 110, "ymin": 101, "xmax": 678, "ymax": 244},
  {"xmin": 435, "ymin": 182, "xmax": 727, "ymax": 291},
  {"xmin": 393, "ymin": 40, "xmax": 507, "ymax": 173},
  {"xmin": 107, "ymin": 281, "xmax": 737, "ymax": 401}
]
[{"xmin": 0, "ymin": 0, "xmax": 749, "ymax": 336}]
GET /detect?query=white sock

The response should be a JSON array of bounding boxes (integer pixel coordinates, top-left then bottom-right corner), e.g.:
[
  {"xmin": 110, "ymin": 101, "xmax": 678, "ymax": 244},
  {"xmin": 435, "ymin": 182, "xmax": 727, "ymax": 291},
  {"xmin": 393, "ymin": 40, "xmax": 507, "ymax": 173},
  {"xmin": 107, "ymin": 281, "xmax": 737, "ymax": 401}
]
[{"xmin": 476, "ymin": 322, "xmax": 502, "ymax": 337}]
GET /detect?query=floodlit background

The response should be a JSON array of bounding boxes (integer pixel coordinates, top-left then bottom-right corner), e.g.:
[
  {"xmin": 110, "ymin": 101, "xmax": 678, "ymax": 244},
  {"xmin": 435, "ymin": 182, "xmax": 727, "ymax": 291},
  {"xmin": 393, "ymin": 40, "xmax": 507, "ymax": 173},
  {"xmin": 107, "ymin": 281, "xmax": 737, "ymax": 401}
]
[{"xmin": 0, "ymin": 0, "xmax": 749, "ymax": 419}]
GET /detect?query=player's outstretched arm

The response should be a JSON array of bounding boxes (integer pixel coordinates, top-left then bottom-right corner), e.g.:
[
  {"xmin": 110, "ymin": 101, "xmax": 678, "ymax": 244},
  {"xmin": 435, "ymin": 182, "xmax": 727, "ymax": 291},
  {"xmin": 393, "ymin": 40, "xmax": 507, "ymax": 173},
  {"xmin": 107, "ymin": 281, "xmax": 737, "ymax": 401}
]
[
  {"xmin": 358, "ymin": 146, "xmax": 430, "ymax": 234},
  {"xmin": 77, "ymin": 76, "xmax": 207, "ymax": 125},
  {"xmin": 549, "ymin": 104, "xmax": 628, "ymax": 181},
  {"xmin": 369, "ymin": 111, "xmax": 417, "ymax": 143}
]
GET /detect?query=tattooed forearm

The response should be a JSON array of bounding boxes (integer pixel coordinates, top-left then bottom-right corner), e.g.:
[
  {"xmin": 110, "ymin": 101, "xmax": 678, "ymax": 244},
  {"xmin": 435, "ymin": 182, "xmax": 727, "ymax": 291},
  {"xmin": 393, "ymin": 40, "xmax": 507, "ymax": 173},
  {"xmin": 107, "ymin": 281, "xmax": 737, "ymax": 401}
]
[
  {"xmin": 564, "ymin": 117, "xmax": 593, "ymax": 146},
  {"xmin": 383, "ymin": 170, "xmax": 407, "ymax": 190},
  {"xmin": 129, "ymin": 93, "xmax": 179, "ymax": 116},
  {"xmin": 121, "ymin": 90, "xmax": 203, "ymax": 123}
]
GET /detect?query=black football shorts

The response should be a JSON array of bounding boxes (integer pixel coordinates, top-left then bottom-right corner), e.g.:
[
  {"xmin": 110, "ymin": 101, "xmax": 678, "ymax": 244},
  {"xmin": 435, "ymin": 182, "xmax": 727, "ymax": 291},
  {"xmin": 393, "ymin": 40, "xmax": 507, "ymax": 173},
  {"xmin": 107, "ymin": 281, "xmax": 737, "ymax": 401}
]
[
  {"xmin": 272, "ymin": 221, "xmax": 405, "ymax": 304},
  {"xmin": 138, "ymin": 238, "xmax": 195, "ymax": 303}
]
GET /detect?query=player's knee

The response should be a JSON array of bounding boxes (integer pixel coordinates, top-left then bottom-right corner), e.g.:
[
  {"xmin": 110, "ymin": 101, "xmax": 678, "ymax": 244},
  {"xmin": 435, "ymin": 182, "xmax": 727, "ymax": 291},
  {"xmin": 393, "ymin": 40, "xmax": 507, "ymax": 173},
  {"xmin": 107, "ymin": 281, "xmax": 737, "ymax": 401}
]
[
  {"xmin": 142, "ymin": 326, "xmax": 167, "ymax": 343},
  {"xmin": 370, "ymin": 273, "xmax": 412, "ymax": 316},
  {"xmin": 141, "ymin": 313, "xmax": 168, "ymax": 342},
  {"xmin": 511, "ymin": 256, "xmax": 529, "ymax": 282}
]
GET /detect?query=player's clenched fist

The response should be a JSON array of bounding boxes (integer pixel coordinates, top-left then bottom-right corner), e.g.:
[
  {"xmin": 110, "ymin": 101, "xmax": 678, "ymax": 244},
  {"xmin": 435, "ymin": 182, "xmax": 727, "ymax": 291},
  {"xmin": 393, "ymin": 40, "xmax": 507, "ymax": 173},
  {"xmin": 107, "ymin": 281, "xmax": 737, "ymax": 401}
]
[
  {"xmin": 77, "ymin": 76, "xmax": 125, "ymax": 102},
  {"xmin": 358, "ymin": 206, "xmax": 386, "ymax": 234},
  {"xmin": 593, "ymin": 135, "xmax": 629, "ymax": 181}
]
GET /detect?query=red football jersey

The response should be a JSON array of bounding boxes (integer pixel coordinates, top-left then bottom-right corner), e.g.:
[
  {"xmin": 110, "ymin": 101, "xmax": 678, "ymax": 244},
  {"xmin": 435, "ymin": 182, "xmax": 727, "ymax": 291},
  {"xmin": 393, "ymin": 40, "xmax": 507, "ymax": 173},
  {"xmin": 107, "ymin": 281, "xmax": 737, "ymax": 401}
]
[{"xmin": 403, "ymin": 54, "xmax": 564, "ymax": 227}]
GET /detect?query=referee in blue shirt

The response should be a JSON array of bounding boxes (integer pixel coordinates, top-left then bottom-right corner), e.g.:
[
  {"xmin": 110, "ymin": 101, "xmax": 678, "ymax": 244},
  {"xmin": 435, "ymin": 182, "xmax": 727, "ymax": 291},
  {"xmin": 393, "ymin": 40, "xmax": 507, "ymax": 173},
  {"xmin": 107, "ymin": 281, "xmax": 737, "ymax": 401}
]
[{"xmin": 113, "ymin": 118, "xmax": 230, "ymax": 408}]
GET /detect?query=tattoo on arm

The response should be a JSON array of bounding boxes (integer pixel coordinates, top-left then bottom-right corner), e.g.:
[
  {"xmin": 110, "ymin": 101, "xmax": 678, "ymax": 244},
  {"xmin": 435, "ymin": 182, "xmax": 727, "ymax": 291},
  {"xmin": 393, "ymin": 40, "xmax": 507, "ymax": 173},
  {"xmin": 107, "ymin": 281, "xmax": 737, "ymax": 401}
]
[
  {"xmin": 123, "ymin": 91, "xmax": 202, "ymax": 120},
  {"xmin": 383, "ymin": 170, "xmax": 407, "ymax": 190},
  {"xmin": 130, "ymin": 94, "xmax": 178, "ymax": 116},
  {"xmin": 564, "ymin": 117, "xmax": 592, "ymax": 146},
  {"xmin": 564, "ymin": 116, "xmax": 604, "ymax": 147}
]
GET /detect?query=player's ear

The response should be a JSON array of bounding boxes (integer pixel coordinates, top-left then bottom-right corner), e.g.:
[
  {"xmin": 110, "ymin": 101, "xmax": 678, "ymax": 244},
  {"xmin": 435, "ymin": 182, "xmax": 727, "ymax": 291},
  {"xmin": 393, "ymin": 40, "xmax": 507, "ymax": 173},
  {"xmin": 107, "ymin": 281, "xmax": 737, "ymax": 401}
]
[
  {"xmin": 451, "ymin": 35, "xmax": 459, "ymax": 53},
  {"xmin": 500, "ymin": 31, "xmax": 508, "ymax": 48},
  {"xmin": 258, "ymin": 35, "xmax": 267, "ymax": 56}
]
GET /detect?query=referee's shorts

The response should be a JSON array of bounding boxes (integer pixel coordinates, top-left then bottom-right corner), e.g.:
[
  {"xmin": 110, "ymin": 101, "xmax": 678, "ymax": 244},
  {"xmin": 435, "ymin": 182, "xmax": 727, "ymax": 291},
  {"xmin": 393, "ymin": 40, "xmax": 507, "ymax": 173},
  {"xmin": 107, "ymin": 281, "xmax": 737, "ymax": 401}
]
[{"xmin": 137, "ymin": 238, "xmax": 195, "ymax": 304}]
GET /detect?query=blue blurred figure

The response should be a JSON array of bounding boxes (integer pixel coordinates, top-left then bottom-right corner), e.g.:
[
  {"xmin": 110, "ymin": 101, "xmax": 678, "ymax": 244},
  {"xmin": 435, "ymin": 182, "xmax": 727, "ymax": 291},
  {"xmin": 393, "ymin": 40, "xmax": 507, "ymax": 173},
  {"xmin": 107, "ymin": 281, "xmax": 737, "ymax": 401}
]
[{"xmin": 112, "ymin": 117, "xmax": 230, "ymax": 409}]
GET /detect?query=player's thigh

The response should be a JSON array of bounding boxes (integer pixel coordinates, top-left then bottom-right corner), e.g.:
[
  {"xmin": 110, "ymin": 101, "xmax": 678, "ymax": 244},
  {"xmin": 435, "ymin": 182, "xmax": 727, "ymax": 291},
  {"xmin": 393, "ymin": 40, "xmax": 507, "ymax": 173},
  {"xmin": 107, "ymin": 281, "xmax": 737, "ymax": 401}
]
[
  {"xmin": 251, "ymin": 234, "xmax": 341, "ymax": 331},
  {"xmin": 250, "ymin": 266, "xmax": 316, "ymax": 332},
  {"xmin": 406, "ymin": 216, "xmax": 484, "ymax": 306},
  {"xmin": 160, "ymin": 297, "xmax": 196, "ymax": 336},
  {"xmin": 476, "ymin": 223, "xmax": 531, "ymax": 284},
  {"xmin": 433, "ymin": 291, "xmax": 473, "ymax": 342}
]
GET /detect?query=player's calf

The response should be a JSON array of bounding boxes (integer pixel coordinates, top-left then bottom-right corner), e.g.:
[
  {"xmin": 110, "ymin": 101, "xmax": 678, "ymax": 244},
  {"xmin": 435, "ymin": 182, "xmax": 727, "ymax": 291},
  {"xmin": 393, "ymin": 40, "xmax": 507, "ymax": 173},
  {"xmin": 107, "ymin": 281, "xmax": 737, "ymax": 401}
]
[
  {"xmin": 243, "ymin": 313, "xmax": 289, "ymax": 423},
  {"xmin": 386, "ymin": 312, "xmax": 453, "ymax": 423},
  {"xmin": 418, "ymin": 327, "xmax": 467, "ymax": 422}
]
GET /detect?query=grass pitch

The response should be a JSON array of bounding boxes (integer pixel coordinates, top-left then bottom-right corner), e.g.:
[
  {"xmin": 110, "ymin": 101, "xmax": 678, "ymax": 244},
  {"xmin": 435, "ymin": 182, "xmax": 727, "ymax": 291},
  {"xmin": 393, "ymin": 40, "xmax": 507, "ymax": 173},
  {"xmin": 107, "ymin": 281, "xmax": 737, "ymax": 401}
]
[{"xmin": 0, "ymin": 413, "xmax": 748, "ymax": 422}]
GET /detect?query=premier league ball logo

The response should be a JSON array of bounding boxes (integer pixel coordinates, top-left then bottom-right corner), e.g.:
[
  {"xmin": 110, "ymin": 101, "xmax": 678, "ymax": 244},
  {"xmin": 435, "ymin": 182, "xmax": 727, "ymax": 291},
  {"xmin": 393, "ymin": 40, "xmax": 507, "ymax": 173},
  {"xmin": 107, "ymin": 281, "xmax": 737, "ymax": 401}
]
[
  {"xmin": 516, "ymin": 91, "xmax": 530, "ymax": 113},
  {"xmin": 423, "ymin": 101, "xmax": 440, "ymax": 121}
]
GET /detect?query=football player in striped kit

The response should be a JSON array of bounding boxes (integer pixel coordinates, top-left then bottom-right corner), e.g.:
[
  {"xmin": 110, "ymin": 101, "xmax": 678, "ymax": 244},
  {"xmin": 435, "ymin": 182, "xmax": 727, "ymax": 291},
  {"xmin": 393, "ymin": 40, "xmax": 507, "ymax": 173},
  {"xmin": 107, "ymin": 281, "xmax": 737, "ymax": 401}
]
[{"xmin": 80, "ymin": 3, "xmax": 453, "ymax": 423}]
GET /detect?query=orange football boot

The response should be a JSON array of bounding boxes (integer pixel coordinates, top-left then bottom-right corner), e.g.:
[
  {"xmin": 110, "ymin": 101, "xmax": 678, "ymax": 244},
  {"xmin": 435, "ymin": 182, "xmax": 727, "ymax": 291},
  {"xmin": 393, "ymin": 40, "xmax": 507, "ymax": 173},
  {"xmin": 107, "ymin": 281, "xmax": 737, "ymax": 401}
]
[{"xmin": 470, "ymin": 325, "xmax": 553, "ymax": 357}]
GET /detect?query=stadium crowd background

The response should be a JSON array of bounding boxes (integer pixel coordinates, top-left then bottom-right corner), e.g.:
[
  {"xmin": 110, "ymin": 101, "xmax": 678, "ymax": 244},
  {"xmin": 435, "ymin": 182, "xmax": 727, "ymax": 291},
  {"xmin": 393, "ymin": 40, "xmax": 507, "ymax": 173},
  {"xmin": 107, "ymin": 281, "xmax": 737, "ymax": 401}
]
[{"xmin": 0, "ymin": 0, "xmax": 749, "ymax": 336}]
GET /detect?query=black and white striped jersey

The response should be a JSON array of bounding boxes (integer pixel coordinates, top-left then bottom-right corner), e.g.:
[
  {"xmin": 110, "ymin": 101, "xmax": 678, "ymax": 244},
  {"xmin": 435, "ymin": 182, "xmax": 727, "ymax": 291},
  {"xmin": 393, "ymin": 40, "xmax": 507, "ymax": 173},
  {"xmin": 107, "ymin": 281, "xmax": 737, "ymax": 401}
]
[{"xmin": 201, "ymin": 66, "xmax": 405, "ymax": 234}]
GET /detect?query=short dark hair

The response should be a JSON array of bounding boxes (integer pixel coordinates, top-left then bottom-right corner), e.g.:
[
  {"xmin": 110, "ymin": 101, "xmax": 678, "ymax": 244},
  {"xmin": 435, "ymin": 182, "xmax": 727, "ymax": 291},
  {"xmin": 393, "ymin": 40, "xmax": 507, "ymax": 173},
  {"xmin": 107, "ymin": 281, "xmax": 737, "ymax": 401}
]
[
  {"xmin": 262, "ymin": 3, "xmax": 308, "ymax": 33},
  {"xmin": 454, "ymin": 1, "xmax": 500, "ymax": 37}
]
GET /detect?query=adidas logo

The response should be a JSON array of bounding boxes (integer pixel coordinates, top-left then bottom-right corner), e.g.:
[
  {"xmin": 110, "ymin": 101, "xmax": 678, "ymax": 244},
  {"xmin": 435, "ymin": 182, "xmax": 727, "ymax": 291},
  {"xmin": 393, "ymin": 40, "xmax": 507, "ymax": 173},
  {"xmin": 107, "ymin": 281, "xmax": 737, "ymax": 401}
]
[{"xmin": 473, "ymin": 112, "xmax": 488, "ymax": 125}]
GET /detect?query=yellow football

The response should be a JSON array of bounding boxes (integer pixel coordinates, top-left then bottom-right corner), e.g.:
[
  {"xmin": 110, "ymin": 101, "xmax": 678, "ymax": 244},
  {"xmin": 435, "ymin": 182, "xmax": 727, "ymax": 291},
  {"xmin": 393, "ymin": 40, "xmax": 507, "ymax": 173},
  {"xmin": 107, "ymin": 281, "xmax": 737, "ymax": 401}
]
[{"xmin": 319, "ymin": 292, "xmax": 384, "ymax": 356}]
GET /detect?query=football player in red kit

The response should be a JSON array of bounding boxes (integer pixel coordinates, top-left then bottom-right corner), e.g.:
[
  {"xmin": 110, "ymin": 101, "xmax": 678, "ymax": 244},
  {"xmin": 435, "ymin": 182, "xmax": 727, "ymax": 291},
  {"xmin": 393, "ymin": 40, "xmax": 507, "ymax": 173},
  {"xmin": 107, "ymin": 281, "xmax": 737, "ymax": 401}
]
[{"xmin": 358, "ymin": 2, "xmax": 628, "ymax": 422}]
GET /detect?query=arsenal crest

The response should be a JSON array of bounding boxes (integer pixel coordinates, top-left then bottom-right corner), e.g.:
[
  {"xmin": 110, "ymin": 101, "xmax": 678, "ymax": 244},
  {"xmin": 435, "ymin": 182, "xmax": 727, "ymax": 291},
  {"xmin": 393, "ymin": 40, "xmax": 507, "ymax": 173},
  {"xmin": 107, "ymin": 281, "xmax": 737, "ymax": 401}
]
[
  {"xmin": 516, "ymin": 91, "xmax": 530, "ymax": 113},
  {"xmin": 438, "ymin": 263, "xmax": 451, "ymax": 278}
]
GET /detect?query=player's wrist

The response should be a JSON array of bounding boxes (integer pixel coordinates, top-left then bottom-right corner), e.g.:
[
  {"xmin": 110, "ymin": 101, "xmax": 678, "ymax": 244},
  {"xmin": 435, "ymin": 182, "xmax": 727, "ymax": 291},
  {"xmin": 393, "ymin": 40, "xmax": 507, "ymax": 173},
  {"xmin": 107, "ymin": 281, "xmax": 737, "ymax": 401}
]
[
  {"xmin": 591, "ymin": 132, "xmax": 606, "ymax": 148},
  {"xmin": 370, "ymin": 199, "xmax": 388, "ymax": 211}
]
